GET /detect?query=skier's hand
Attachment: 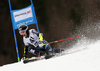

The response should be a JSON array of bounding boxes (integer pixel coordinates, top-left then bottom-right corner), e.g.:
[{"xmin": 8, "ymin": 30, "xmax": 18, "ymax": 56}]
[{"xmin": 39, "ymin": 43, "xmax": 44, "ymax": 47}]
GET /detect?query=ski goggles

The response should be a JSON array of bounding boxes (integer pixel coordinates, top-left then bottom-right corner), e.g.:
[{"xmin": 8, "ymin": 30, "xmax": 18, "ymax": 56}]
[{"xmin": 19, "ymin": 30, "xmax": 26, "ymax": 35}]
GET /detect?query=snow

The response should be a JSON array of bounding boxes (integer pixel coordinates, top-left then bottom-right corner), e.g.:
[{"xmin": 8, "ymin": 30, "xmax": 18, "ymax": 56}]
[{"xmin": 0, "ymin": 39, "xmax": 100, "ymax": 71}]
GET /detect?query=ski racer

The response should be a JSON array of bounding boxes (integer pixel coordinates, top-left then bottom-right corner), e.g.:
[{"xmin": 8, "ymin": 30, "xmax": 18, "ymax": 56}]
[{"xmin": 18, "ymin": 24, "xmax": 52, "ymax": 59}]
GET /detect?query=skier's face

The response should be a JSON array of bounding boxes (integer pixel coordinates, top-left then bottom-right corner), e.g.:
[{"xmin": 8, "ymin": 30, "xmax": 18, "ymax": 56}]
[{"xmin": 19, "ymin": 30, "xmax": 26, "ymax": 36}]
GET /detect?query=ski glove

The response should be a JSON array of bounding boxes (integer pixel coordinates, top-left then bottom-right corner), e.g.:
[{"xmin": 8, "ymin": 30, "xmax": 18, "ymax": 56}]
[{"xmin": 39, "ymin": 43, "xmax": 44, "ymax": 47}]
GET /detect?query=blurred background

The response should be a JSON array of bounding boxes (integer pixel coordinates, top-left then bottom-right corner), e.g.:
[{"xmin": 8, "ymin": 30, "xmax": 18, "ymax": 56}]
[{"xmin": 0, "ymin": 0, "xmax": 100, "ymax": 66}]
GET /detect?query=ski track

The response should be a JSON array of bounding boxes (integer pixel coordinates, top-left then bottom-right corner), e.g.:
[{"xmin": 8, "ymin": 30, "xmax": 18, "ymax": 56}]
[{"xmin": 0, "ymin": 39, "xmax": 100, "ymax": 71}]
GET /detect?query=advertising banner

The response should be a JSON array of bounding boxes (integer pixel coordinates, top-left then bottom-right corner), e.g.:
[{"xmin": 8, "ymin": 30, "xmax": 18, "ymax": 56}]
[{"xmin": 11, "ymin": 5, "xmax": 37, "ymax": 29}]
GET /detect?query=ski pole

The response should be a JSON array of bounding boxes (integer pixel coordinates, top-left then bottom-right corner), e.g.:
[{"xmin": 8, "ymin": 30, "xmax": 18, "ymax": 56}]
[{"xmin": 44, "ymin": 35, "xmax": 83, "ymax": 45}]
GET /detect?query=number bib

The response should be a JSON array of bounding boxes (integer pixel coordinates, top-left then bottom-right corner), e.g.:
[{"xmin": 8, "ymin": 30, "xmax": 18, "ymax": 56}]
[{"xmin": 23, "ymin": 29, "xmax": 40, "ymax": 47}]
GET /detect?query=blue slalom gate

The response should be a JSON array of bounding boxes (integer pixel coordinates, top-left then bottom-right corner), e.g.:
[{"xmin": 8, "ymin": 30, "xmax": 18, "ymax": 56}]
[{"xmin": 8, "ymin": 0, "xmax": 40, "ymax": 62}]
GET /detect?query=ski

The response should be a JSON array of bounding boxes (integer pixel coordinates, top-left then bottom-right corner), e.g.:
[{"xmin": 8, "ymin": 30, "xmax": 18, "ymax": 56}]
[
  {"xmin": 22, "ymin": 48, "xmax": 65, "ymax": 63},
  {"xmin": 23, "ymin": 55, "xmax": 56, "ymax": 63},
  {"xmin": 23, "ymin": 56, "xmax": 45, "ymax": 63}
]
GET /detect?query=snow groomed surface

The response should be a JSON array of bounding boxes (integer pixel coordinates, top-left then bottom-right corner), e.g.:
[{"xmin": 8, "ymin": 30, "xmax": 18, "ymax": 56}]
[{"xmin": 0, "ymin": 40, "xmax": 100, "ymax": 71}]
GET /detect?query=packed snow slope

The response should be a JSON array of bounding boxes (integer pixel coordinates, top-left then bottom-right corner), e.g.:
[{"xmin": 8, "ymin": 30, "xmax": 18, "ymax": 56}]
[{"xmin": 0, "ymin": 40, "xmax": 100, "ymax": 71}]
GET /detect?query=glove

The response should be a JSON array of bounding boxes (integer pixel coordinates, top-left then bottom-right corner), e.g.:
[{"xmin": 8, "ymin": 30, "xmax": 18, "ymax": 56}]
[{"xmin": 39, "ymin": 43, "xmax": 44, "ymax": 47}]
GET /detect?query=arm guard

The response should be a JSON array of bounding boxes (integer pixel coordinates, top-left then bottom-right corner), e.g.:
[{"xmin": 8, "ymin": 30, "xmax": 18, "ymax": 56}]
[
  {"xmin": 39, "ymin": 33, "xmax": 43, "ymax": 41},
  {"xmin": 31, "ymin": 29, "xmax": 43, "ymax": 41}
]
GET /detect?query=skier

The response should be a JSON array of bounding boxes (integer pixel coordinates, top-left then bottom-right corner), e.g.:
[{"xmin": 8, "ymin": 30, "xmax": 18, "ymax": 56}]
[{"xmin": 18, "ymin": 24, "xmax": 52, "ymax": 59}]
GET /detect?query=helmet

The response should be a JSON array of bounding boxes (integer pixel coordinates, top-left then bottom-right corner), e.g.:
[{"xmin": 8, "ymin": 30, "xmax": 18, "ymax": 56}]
[{"xmin": 18, "ymin": 24, "xmax": 28, "ymax": 35}]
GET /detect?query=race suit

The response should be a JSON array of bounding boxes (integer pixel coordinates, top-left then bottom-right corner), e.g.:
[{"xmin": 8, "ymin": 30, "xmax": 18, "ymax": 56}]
[{"xmin": 23, "ymin": 29, "xmax": 52, "ymax": 56}]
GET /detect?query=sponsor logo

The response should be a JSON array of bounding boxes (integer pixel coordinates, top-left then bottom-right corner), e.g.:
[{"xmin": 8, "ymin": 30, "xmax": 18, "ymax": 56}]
[
  {"xmin": 13, "ymin": 7, "xmax": 33, "ymax": 22},
  {"xmin": 14, "ymin": 10, "xmax": 31, "ymax": 18},
  {"xmin": 17, "ymin": 19, "xmax": 33, "ymax": 28}
]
